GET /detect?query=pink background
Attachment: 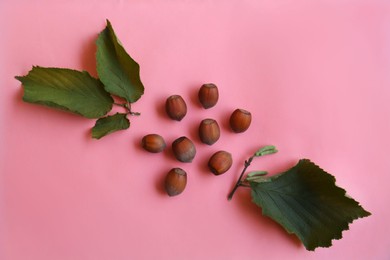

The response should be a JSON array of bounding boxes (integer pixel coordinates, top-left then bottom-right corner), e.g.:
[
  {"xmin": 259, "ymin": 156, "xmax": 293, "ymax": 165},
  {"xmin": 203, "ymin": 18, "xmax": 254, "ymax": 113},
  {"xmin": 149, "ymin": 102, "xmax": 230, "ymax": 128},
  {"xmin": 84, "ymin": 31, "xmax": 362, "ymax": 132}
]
[{"xmin": 1, "ymin": 0, "xmax": 389, "ymax": 259}]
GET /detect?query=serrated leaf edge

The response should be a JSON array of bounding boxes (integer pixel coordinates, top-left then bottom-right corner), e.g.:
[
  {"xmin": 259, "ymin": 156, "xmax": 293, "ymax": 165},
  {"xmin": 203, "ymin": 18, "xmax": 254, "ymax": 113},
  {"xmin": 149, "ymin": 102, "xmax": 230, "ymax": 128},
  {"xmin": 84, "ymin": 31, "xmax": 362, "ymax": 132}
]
[
  {"xmin": 16, "ymin": 66, "xmax": 114, "ymax": 119},
  {"xmin": 249, "ymin": 159, "xmax": 371, "ymax": 251},
  {"xmin": 91, "ymin": 112, "xmax": 130, "ymax": 139},
  {"xmin": 96, "ymin": 19, "xmax": 144, "ymax": 103}
]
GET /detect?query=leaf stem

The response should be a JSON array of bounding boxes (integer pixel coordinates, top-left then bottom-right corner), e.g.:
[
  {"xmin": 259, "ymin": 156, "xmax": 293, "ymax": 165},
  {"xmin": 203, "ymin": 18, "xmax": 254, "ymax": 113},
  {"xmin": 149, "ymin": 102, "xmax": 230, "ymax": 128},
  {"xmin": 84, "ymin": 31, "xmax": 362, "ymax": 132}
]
[
  {"xmin": 114, "ymin": 102, "xmax": 127, "ymax": 108},
  {"xmin": 125, "ymin": 102, "xmax": 141, "ymax": 116},
  {"xmin": 227, "ymin": 146, "xmax": 278, "ymax": 201},
  {"xmin": 129, "ymin": 111, "xmax": 141, "ymax": 116},
  {"xmin": 114, "ymin": 102, "xmax": 141, "ymax": 116},
  {"xmin": 227, "ymin": 156, "xmax": 254, "ymax": 201}
]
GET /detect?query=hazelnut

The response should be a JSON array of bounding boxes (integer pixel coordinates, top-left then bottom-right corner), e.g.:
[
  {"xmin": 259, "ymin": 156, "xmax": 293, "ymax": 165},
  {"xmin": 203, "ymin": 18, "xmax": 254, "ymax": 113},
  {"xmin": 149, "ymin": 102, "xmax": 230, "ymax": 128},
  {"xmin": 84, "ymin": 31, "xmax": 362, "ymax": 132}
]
[
  {"xmin": 199, "ymin": 118, "xmax": 220, "ymax": 145},
  {"xmin": 165, "ymin": 95, "xmax": 187, "ymax": 121},
  {"xmin": 229, "ymin": 109, "xmax": 252, "ymax": 133},
  {"xmin": 208, "ymin": 150, "xmax": 233, "ymax": 175},
  {"xmin": 141, "ymin": 134, "xmax": 166, "ymax": 153},
  {"xmin": 165, "ymin": 168, "xmax": 187, "ymax": 196},
  {"xmin": 198, "ymin": 83, "xmax": 219, "ymax": 109},
  {"xmin": 172, "ymin": 136, "xmax": 196, "ymax": 162}
]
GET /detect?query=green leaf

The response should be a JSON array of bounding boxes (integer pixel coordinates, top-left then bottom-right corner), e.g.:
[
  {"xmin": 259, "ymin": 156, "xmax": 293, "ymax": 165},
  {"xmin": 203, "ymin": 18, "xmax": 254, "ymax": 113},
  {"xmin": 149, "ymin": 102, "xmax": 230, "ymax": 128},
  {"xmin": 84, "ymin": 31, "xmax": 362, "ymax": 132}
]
[
  {"xmin": 92, "ymin": 113, "xmax": 130, "ymax": 139},
  {"xmin": 254, "ymin": 145, "xmax": 278, "ymax": 157},
  {"xmin": 247, "ymin": 171, "xmax": 268, "ymax": 177},
  {"xmin": 96, "ymin": 19, "xmax": 144, "ymax": 103},
  {"xmin": 15, "ymin": 66, "xmax": 113, "ymax": 119},
  {"xmin": 245, "ymin": 171, "xmax": 268, "ymax": 182},
  {"xmin": 249, "ymin": 159, "xmax": 371, "ymax": 251}
]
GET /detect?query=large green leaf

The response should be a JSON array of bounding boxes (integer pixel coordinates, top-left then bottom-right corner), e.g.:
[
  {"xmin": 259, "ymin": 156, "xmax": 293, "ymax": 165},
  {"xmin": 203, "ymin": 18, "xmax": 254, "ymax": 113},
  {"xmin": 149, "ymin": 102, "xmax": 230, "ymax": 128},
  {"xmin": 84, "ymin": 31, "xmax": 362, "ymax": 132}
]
[
  {"xmin": 248, "ymin": 159, "xmax": 371, "ymax": 251},
  {"xmin": 91, "ymin": 113, "xmax": 130, "ymax": 139},
  {"xmin": 15, "ymin": 66, "xmax": 113, "ymax": 119},
  {"xmin": 96, "ymin": 20, "xmax": 144, "ymax": 103}
]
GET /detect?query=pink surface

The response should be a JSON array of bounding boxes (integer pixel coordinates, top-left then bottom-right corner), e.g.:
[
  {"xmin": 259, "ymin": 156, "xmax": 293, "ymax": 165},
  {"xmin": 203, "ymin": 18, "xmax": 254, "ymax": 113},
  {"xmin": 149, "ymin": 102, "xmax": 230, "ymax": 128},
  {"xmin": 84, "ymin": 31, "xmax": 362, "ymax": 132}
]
[{"xmin": 1, "ymin": 0, "xmax": 390, "ymax": 259}]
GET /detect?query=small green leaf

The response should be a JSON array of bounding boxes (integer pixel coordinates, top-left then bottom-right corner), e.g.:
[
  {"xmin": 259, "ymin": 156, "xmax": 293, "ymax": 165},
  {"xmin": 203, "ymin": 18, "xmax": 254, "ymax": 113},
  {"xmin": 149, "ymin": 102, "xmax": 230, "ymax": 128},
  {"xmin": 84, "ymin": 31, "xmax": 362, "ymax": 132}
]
[
  {"xmin": 247, "ymin": 171, "xmax": 268, "ymax": 177},
  {"xmin": 249, "ymin": 159, "xmax": 371, "ymax": 251},
  {"xmin": 92, "ymin": 113, "xmax": 130, "ymax": 139},
  {"xmin": 15, "ymin": 66, "xmax": 113, "ymax": 119},
  {"xmin": 96, "ymin": 20, "xmax": 144, "ymax": 103},
  {"xmin": 245, "ymin": 171, "xmax": 268, "ymax": 182},
  {"xmin": 254, "ymin": 145, "xmax": 278, "ymax": 157}
]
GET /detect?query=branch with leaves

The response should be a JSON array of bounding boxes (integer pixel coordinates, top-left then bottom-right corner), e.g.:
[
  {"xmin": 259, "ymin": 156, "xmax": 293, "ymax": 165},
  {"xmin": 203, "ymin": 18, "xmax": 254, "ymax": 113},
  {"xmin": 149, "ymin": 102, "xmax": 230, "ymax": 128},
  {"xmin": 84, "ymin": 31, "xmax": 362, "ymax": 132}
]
[
  {"xmin": 228, "ymin": 145, "xmax": 371, "ymax": 251},
  {"xmin": 228, "ymin": 145, "xmax": 278, "ymax": 200},
  {"xmin": 15, "ymin": 20, "xmax": 144, "ymax": 139}
]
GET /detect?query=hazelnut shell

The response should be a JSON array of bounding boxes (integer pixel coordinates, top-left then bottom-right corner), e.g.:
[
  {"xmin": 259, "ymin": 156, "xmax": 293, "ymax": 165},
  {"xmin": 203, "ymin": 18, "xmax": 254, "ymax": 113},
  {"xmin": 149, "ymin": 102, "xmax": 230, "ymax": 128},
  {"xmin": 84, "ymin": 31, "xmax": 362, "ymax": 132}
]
[
  {"xmin": 198, "ymin": 83, "xmax": 219, "ymax": 109},
  {"xmin": 199, "ymin": 119, "xmax": 220, "ymax": 145},
  {"xmin": 141, "ymin": 134, "xmax": 166, "ymax": 153},
  {"xmin": 165, "ymin": 168, "xmax": 187, "ymax": 196},
  {"xmin": 208, "ymin": 150, "xmax": 233, "ymax": 175},
  {"xmin": 165, "ymin": 95, "xmax": 187, "ymax": 121},
  {"xmin": 229, "ymin": 109, "xmax": 252, "ymax": 133},
  {"xmin": 172, "ymin": 136, "xmax": 196, "ymax": 163}
]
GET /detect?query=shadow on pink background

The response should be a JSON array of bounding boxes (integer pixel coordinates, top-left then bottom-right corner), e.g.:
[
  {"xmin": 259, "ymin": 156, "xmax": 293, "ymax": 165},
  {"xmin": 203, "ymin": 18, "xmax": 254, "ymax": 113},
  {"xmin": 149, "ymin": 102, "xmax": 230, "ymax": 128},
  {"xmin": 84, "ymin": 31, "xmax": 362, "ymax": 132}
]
[{"xmin": 1, "ymin": 0, "xmax": 389, "ymax": 259}]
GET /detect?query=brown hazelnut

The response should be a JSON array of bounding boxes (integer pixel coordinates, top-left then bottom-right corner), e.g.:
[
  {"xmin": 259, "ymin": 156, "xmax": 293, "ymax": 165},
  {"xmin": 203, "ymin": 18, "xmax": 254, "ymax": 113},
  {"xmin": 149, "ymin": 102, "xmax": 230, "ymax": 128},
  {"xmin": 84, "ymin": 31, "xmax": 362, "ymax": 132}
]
[
  {"xmin": 165, "ymin": 95, "xmax": 187, "ymax": 121},
  {"xmin": 141, "ymin": 134, "xmax": 166, "ymax": 153},
  {"xmin": 199, "ymin": 118, "xmax": 220, "ymax": 145},
  {"xmin": 165, "ymin": 168, "xmax": 187, "ymax": 196},
  {"xmin": 208, "ymin": 150, "xmax": 233, "ymax": 175},
  {"xmin": 229, "ymin": 109, "xmax": 252, "ymax": 133},
  {"xmin": 172, "ymin": 136, "xmax": 196, "ymax": 162},
  {"xmin": 198, "ymin": 83, "xmax": 219, "ymax": 109}
]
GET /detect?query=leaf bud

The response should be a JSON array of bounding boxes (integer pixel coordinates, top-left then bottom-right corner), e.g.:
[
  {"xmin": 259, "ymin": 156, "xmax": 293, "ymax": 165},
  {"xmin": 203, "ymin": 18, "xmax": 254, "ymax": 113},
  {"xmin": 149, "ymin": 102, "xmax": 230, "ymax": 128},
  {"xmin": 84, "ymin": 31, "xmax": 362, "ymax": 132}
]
[
  {"xmin": 172, "ymin": 136, "xmax": 196, "ymax": 163},
  {"xmin": 198, "ymin": 83, "xmax": 219, "ymax": 109},
  {"xmin": 165, "ymin": 168, "xmax": 187, "ymax": 196},
  {"xmin": 165, "ymin": 95, "xmax": 187, "ymax": 121},
  {"xmin": 141, "ymin": 134, "xmax": 166, "ymax": 153},
  {"xmin": 229, "ymin": 108, "xmax": 252, "ymax": 133},
  {"xmin": 208, "ymin": 150, "xmax": 233, "ymax": 175},
  {"xmin": 199, "ymin": 118, "xmax": 220, "ymax": 145}
]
